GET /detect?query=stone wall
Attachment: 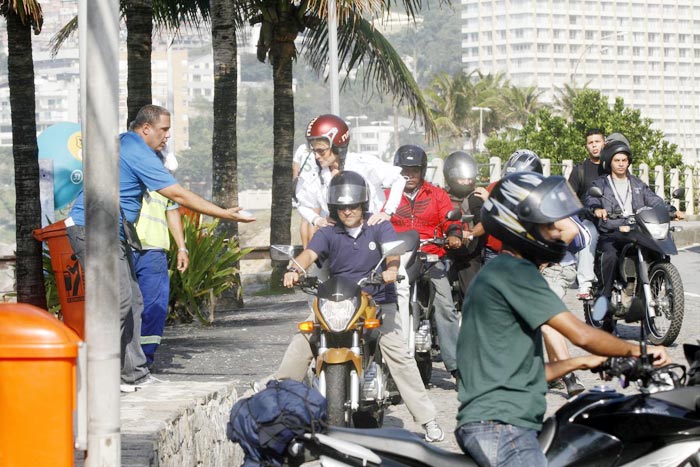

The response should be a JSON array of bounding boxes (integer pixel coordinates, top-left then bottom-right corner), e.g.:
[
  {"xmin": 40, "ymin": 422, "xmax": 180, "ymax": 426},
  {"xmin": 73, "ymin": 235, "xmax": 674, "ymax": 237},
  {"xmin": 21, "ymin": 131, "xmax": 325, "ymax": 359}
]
[{"xmin": 118, "ymin": 381, "xmax": 244, "ymax": 467}]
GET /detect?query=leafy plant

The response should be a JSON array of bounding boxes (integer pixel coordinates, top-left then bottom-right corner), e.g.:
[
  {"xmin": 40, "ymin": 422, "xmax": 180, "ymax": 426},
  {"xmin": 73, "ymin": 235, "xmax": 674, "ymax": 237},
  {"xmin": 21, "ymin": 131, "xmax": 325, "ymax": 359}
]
[
  {"xmin": 42, "ymin": 249, "xmax": 60, "ymax": 316},
  {"xmin": 167, "ymin": 214, "xmax": 251, "ymax": 323}
]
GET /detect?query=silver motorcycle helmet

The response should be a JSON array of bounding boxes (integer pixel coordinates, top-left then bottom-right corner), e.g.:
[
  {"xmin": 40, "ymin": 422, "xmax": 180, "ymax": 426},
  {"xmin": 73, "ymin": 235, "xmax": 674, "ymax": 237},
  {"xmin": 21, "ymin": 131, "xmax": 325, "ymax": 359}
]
[
  {"xmin": 481, "ymin": 172, "xmax": 582, "ymax": 264},
  {"xmin": 327, "ymin": 171, "xmax": 370, "ymax": 222},
  {"xmin": 443, "ymin": 151, "xmax": 478, "ymax": 198},
  {"xmin": 503, "ymin": 149, "xmax": 543, "ymax": 175}
]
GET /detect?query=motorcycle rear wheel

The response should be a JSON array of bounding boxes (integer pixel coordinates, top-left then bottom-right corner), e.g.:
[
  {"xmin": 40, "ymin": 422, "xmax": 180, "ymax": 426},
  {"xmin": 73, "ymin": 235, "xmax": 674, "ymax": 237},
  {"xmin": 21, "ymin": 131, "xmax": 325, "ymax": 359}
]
[
  {"xmin": 324, "ymin": 363, "xmax": 351, "ymax": 426},
  {"xmin": 415, "ymin": 351, "xmax": 432, "ymax": 387},
  {"xmin": 645, "ymin": 262, "xmax": 684, "ymax": 346}
]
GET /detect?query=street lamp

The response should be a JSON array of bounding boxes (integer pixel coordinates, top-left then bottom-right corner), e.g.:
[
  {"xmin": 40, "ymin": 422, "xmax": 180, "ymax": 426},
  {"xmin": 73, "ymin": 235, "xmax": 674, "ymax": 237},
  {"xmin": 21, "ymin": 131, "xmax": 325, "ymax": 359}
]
[
  {"xmin": 346, "ymin": 115, "xmax": 368, "ymax": 153},
  {"xmin": 471, "ymin": 106, "xmax": 491, "ymax": 152},
  {"xmin": 570, "ymin": 31, "xmax": 626, "ymax": 84}
]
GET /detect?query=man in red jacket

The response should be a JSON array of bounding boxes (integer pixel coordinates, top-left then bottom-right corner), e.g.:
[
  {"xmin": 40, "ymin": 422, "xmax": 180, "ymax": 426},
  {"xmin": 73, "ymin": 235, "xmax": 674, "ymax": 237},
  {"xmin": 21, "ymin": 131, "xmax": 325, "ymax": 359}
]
[{"xmin": 388, "ymin": 145, "xmax": 463, "ymax": 381}]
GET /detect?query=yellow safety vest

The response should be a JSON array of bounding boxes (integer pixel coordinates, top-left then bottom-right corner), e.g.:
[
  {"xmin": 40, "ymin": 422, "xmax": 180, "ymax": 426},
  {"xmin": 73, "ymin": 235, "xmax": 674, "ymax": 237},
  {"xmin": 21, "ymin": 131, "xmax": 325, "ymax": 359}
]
[{"xmin": 135, "ymin": 191, "xmax": 177, "ymax": 250}]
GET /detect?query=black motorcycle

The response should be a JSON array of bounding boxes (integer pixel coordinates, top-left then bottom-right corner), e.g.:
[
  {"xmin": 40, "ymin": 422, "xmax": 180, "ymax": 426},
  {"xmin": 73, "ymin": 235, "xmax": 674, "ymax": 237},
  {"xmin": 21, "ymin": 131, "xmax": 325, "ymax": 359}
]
[
  {"xmin": 398, "ymin": 210, "xmax": 464, "ymax": 387},
  {"xmin": 583, "ymin": 187, "xmax": 685, "ymax": 346},
  {"xmin": 282, "ymin": 337, "xmax": 700, "ymax": 467}
]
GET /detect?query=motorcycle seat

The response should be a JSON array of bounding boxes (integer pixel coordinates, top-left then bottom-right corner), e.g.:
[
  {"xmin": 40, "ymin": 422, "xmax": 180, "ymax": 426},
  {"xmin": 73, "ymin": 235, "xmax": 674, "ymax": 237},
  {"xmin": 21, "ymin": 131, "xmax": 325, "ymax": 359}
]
[{"xmin": 327, "ymin": 426, "xmax": 478, "ymax": 466}]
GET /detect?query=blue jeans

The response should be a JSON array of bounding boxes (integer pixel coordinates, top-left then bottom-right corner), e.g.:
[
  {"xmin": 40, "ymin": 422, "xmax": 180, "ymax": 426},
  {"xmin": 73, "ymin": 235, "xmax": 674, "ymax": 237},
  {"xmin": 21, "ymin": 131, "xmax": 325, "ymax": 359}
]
[
  {"xmin": 133, "ymin": 249, "xmax": 170, "ymax": 364},
  {"xmin": 455, "ymin": 421, "xmax": 546, "ymax": 467}
]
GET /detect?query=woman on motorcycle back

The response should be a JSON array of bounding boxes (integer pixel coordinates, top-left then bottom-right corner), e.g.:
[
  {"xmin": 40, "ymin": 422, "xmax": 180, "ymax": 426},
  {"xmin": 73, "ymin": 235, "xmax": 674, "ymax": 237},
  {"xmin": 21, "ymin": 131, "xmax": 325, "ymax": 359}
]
[
  {"xmin": 585, "ymin": 139, "xmax": 665, "ymax": 320},
  {"xmin": 295, "ymin": 114, "xmax": 405, "ymax": 230}
]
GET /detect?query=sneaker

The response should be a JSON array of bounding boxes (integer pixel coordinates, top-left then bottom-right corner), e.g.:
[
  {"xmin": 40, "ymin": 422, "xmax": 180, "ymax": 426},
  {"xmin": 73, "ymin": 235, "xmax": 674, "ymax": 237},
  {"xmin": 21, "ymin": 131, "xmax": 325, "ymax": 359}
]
[
  {"xmin": 548, "ymin": 378, "xmax": 565, "ymax": 390},
  {"xmin": 121, "ymin": 373, "xmax": 166, "ymax": 392},
  {"xmin": 423, "ymin": 420, "xmax": 444, "ymax": 443},
  {"xmin": 563, "ymin": 373, "xmax": 585, "ymax": 397},
  {"xmin": 576, "ymin": 291, "xmax": 592, "ymax": 300},
  {"xmin": 120, "ymin": 383, "xmax": 138, "ymax": 393}
]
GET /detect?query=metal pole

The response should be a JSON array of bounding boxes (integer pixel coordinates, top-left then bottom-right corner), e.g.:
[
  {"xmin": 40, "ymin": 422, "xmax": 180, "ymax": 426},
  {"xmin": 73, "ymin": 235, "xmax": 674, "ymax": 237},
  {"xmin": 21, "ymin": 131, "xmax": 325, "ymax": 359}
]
[
  {"xmin": 328, "ymin": 0, "xmax": 340, "ymax": 115},
  {"xmin": 80, "ymin": 0, "xmax": 121, "ymax": 465}
]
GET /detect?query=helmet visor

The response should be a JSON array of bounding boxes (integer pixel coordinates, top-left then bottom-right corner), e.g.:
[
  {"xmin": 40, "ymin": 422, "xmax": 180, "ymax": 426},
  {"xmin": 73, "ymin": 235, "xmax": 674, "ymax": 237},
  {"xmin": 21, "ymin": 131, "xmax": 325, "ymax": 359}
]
[
  {"xmin": 328, "ymin": 182, "xmax": 368, "ymax": 205},
  {"xmin": 519, "ymin": 176, "xmax": 583, "ymax": 223}
]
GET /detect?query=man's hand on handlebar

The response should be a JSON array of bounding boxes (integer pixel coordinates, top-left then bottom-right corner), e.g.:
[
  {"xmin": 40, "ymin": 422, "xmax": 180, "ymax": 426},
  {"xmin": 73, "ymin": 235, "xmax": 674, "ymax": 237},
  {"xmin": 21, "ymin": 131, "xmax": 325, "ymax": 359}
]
[
  {"xmin": 594, "ymin": 208, "xmax": 608, "ymax": 220},
  {"xmin": 446, "ymin": 235, "xmax": 462, "ymax": 250},
  {"xmin": 283, "ymin": 270, "xmax": 300, "ymax": 288},
  {"xmin": 382, "ymin": 269, "xmax": 398, "ymax": 284},
  {"xmin": 648, "ymin": 345, "xmax": 672, "ymax": 367}
]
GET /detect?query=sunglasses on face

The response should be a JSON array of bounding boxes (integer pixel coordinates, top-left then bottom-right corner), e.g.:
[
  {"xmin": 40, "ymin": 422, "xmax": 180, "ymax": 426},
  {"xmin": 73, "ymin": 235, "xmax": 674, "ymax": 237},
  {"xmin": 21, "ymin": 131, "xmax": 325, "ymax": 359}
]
[
  {"xmin": 312, "ymin": 147, "xmax": 331, "ymax": 155},
  {"xmin": 338, "ymin": 203, "xmax": 362, "ymax": 212}
]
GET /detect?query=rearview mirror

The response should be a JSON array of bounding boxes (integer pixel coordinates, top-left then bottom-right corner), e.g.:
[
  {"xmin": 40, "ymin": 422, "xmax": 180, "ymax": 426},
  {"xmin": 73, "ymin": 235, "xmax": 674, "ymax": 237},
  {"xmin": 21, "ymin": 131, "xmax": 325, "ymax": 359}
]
[
  {"xmin": 588, "ymin": 186, "xmax": 603, "ymax": 198},
  {"xmin": 445, "ymin": 209, "xmax": 462, "ymax": 221},
  {"xmin": 270, "ymin": 244, "xmax": 295, "ymax": 262},
  {"xmin": 381, "ymin": 240, "xmax": 405, "ymax": 257},
  {"xmin": 672, "ymin": 187, "xmax": 685, "ymax": 199}
]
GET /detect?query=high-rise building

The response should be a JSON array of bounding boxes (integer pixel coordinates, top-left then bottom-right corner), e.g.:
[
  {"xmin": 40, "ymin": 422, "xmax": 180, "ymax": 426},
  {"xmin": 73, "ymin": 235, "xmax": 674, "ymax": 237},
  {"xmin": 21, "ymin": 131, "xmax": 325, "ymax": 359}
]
[{"xmin": 461, "ymin": 0, "xmax": 700, "ymax": 163}]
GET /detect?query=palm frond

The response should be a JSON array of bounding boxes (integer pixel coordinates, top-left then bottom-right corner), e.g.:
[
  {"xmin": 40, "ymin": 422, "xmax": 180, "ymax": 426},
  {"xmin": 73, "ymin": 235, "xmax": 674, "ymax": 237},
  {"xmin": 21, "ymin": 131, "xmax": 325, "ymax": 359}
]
[
  {"xmin": 49, "ymin": 15, "xmax": 77, "ymax": 57},
  {"xmin": 1, "ymin": 0, "xmax": 43, "ymax": 32}
]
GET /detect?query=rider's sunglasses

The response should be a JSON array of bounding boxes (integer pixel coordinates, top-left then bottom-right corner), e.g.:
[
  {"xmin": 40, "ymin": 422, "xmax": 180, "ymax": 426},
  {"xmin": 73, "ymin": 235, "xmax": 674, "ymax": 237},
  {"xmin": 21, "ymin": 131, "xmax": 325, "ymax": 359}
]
[
  {"xmin": 338, "ymin": 203, "xmax": 362, "ymax": 212},
  {"xmin": 311, "ymin": 147, "xmax": 331, "ymax": 156}
]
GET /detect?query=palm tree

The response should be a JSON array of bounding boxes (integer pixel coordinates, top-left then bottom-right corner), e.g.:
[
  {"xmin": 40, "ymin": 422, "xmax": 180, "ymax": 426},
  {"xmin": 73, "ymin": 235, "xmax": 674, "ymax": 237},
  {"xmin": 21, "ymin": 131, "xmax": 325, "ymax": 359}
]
[
  {"xmin": 210, "ymin": 0, "xmax": 244, "ymax": 239},
  {"xmin": 494, "ymin": 84, "xmax": 547, "ymax": 129},
  {"xmin": 1, "ymin": 0, "xmax": 47, "ymax": 307},
  {"xmin": 552, "ymin": 82, "xmax": 584, "ymax": 121},
  {"xmin": 124, "ymin": 0, "xmax": 154, "ymax": 126}
]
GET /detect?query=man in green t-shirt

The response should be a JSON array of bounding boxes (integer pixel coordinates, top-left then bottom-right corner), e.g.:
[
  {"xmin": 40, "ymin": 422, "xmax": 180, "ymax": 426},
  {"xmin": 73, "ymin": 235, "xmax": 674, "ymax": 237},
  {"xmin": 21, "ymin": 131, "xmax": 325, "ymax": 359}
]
[{"xmin": 455, "ymin": 172, "xmax": 671, "ymax": 466}]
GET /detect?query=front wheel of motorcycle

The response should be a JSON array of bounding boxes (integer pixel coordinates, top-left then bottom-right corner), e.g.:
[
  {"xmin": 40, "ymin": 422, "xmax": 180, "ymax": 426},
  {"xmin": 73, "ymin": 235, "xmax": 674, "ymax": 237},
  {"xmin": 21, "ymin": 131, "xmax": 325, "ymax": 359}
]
[
  {"xmin": 324, "ymin": 363, "xmax": 351, "ymax": 427},
  {"xmin": 645, "ymin": 262, "xmax": 684, "ymax": 346}
]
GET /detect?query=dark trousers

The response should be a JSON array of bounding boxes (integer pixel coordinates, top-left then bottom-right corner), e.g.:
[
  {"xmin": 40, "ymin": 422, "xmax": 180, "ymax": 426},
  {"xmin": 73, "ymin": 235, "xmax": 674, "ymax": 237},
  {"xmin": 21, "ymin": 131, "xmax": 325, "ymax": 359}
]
[{"xmin": 596, "ymin": 235, "xmax": 623, "ymax": 299}]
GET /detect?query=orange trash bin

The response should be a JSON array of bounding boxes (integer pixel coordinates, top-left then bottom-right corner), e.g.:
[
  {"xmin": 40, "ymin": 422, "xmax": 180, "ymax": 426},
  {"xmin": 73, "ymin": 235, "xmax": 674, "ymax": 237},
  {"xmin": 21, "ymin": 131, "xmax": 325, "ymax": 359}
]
[
  {"xmin": 0, "ymin": 303, "xmax": 82, "ymax": 467},
  {"xmin": 33, "ymin": 220, "xmax": 85, "ymax": 340}
]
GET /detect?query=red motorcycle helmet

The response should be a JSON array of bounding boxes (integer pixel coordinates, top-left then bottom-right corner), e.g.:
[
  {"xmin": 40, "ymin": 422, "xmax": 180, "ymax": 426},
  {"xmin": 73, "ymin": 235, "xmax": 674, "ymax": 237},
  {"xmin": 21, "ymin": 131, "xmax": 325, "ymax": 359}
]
[{"xmin": 306, "ymin": 114, "xmax": 351, "ymax": 162}]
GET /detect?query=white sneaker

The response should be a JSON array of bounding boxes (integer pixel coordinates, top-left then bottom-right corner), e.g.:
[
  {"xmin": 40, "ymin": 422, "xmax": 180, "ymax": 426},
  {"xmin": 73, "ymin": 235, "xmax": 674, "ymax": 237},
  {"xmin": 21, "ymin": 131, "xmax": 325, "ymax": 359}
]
[
  {"xmin": 121, "ymin": 374, "xmax": 166, "ymax": 392},
  {"xmin": 120, "ymin": 383, "xmax": 138, "ymax": 393},
  {"xmin": 423, "ymin": 420, "xmax": 444, "ymax": 443}
]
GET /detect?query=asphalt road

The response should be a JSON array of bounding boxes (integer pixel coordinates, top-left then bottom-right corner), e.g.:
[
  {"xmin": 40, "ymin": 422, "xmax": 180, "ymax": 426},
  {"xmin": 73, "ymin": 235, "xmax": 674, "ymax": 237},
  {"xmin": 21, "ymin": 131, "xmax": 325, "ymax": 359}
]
[{"xmin": 152, "ymin": 248, "xmax": 700, "ymax": 454}]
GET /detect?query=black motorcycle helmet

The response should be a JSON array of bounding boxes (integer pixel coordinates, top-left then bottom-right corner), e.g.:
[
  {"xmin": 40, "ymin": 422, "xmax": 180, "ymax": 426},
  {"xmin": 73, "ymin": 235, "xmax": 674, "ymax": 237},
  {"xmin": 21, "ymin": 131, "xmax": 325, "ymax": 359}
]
[
  {"xmin": 393, "ymin": 145, "xmax": 428, "ymax": 180},
  {"xmin": 327, "ymin": 170, "xmax": 370, "ymax": 223},
  {"xmin": 443, "ymin": 151, "xmax": 478, "ymax": 198},
  {"xmin": 600, "ymin": 139, "xmax": 632, "ymax": 174},
  {"xmin": 503, "ymin": 149, "xmax": 543, "ymax": 175},
  {"xmin": 481, "ymin": 172, "xmax": 583, "ymax": 265}
]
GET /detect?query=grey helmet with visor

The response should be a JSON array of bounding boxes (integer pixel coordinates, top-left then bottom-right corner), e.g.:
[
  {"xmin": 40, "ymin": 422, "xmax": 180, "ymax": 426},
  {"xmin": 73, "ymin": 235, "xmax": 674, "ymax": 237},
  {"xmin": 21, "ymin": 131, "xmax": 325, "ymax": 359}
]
[{"xmin": 327, "ymin": 171, "xmax": 370, "ymax": 222}]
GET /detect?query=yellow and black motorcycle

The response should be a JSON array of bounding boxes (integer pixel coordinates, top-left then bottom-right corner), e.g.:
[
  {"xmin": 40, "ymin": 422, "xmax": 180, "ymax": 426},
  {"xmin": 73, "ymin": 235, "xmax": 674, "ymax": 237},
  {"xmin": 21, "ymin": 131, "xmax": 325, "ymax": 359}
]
[{"xmin": 270, "ymin": 241, "xmax": 405, "ymax": 428}]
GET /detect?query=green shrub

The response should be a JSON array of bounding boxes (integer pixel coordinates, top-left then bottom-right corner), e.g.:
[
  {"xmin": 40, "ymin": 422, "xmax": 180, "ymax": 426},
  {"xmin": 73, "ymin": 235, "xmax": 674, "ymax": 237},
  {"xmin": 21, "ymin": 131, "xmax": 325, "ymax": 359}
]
[{"xmin": 167, "ymin": 215, "xmax": 251, "ymax": 323}]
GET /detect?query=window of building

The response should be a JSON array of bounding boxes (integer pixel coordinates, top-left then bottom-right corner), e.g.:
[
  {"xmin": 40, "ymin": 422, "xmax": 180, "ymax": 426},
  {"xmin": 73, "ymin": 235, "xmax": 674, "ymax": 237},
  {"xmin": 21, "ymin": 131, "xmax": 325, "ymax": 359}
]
[
  {"xmin": 554, "ymin": 44, "xmax": 565, "ymax": 53},
  {"xmin": 632, "ymin": 47, "xmax": 642, "ymax": 57},
  {"xmin": 664, "ymin": 47, "xmax": 674, "ymax": 58},
  {"xmin": 537, "ymin": 43, "xmax": 549, "ymax": 53},
  {"xmin": 569, "ymin": 15, "xmax": 577, "ymax": 25},
  {"xmin": 663, "ymin": 33, "xmax": 674, "ymax": 43},
  {"xmin": 679, "ymin": 34, "xmax": 688, "ymax": 43},
  {"xmin": 648, "ymin": 32, "xmax": 658, "ymax": 42},
  {"xmin": 633, "ymin": 76, "xmax": 643, "ymax": 85},
  {"xmin": 569, "ymin": 30, "xmax": 579, "ymax": 39},
  {"xmin": 514, "ymin": 28, "xmax": 524, "ymax": 39},
  {"xmin": 585, "ymin": 30, "xmax": 595, "ymax": 40}
]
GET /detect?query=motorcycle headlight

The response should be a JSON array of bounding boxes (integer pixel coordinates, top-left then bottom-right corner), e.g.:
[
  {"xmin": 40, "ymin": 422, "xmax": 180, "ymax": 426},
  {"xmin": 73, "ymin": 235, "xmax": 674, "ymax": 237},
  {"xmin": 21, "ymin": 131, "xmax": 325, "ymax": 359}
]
[
  {"xmin": 318, "ymin": 297, "xmax": 358, "ymax": 332},
  {"xmin": 643, "ymin": 221, "xmax": 669, "ymax": 240}
]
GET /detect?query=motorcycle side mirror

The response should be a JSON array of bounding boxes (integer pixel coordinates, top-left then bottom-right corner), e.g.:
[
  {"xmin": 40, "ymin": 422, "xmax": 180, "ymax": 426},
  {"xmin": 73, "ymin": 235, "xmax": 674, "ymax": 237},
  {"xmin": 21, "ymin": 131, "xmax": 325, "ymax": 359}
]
[
  {"xmin": 270, "ymin": 244, "xmax": 307, "ymax": 275},
  {"xmin": 270, "ymin": 244, "xmax": 295, "ymax": 261},
  {"xmin": 588, "ymin": 186, "xmax": 604, "ymax": 198},
  {"xmin": 445, "ymin": 209, "xmax": 462, "ymax": 221},
  {"xmin": 672, "ymin": 187, "xmax": 685, "ymax": 199},
  {"xmin": 380, "ymin": 240, "xmax": 406, "ymax": 257}
]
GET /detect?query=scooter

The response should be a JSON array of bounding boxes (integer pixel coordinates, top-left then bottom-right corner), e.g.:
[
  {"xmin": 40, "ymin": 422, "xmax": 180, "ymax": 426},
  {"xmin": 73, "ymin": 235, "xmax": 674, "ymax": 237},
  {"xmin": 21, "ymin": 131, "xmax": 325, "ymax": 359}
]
[
  {"xmin": 583, "ymin": 187, "xmax": 685, "ymax": 345},
  {"xmin": 270, "ymin": 240, "xmax": 405, "ymax": 428}
]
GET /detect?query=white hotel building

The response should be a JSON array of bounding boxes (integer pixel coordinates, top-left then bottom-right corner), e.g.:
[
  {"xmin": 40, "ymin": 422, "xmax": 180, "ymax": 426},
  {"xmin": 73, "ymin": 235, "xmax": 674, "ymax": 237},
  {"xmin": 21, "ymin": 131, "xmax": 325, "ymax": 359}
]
[{"xmin": 461, "ymin": 0, "xmax": 700, "ymax": 163}]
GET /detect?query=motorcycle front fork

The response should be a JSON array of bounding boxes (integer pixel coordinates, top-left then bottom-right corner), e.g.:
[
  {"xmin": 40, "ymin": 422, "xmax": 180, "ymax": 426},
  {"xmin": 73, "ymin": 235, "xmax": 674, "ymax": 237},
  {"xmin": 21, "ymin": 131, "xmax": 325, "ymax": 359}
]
[{"xmin": 636, "ymin": 249, "xmax": 657, "ymax": 321}]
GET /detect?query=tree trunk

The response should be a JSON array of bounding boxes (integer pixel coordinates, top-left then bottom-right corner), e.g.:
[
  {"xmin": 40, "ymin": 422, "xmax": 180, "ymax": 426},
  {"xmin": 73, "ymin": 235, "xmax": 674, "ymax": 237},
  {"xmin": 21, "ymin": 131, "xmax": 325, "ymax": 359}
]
[
  {"xmin": 125, "ymin": 0, "xmax": 153, "ymax": 127},
  {"xmin": 210, "ymin": 0, "xmax": 238, "ymax": 239},
  {"xmin": 269, "ymin": 40, "xmax": 295, "ymax": 288},
  {"xmin": 6, "ymin": 11, "xmax": 46, "ymax": 307}
]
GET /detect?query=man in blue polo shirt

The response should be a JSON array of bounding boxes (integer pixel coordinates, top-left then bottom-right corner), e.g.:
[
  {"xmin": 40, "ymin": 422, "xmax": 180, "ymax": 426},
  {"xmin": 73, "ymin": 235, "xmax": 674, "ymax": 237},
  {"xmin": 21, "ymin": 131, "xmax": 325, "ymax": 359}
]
[
  {"xmin": 67, "ymin": 104, "xmax": 255, "ymax": 391},
  {"xmin": 264, "ymin": 171, "xmax": 444, "ymax": 442}
]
